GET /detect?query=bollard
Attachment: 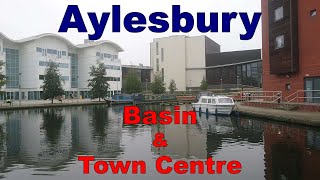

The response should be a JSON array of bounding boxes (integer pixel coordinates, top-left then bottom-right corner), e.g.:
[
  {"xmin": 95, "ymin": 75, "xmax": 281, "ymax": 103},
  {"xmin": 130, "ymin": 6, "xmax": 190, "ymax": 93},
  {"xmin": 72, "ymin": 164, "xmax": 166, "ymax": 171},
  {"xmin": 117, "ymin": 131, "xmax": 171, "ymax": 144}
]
[
  {"xmin": 206, "ymin": 108, "xmax": 209, "ymax": 118},
  {"xmin": 199, "ymin": 107, "xmax": 202, "ymax": 116}
]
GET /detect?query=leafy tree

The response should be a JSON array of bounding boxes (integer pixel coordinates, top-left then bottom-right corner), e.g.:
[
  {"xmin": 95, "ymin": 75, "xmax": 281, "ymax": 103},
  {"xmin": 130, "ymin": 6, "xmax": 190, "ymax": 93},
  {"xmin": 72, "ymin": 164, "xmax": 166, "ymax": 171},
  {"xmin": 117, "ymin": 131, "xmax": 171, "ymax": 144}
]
[
  {"xmin": 123, "ymin": 69, "xmax": 142, "ymax": 94},
  {"xmin": 88, "ymin": 61, "xmax": 109, "ymax": 101},
  {"xmin": 0, "ymin": 62, "xmax": 6, "ymax": 94},
  {"xmin": 41, "ymin": 61, "xmax": 65, "ymax": 103},
  {"xmin": 168, "ymin": 79, "xmax": 177, "ymax": 93},
  {"xmin": 200, "ymin": 78, "xmax": 208, "ymax": 91},
  {"xmin": 151, "ymin": 73, "xmax": 166, "ymax": 94}
]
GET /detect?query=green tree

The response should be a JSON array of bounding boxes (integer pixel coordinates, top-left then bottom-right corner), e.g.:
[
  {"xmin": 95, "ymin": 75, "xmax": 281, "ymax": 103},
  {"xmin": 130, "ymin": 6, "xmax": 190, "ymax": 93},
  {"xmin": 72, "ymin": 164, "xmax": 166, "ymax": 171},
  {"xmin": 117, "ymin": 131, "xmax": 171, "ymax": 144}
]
[
  {"xmin": 200, "ymin": 78, "xmax": 208, "ymax": 91},
  {"xmin": 151, "ymin": 73, "xmax": 166, "ymax": 94},
  {"xmin": 41, "ymin": 61, "xmax": 65, "ymax": 103},
  {"xmin": 123, "ymin": 69, "xmax": 142, "ymax": 94},
  {"xmin": 0, "ymin": 62, "xmax": 6, "ymax": 94},
  {"xmin": 168, "ymin": 79, "xmax": 177, "ymax": 94},
  {"xmin": 88, "ymin": 61, "xmax": 109, "ymax": 101}
]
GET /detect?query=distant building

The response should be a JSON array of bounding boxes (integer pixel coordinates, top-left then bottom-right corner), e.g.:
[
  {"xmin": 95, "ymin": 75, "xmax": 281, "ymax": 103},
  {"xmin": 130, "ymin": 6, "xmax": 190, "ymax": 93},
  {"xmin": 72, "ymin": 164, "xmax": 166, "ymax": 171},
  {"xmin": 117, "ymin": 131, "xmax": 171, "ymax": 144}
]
[
  {"xmin": 150, "ymin": 35, "xmax": 261, "ymax": 91},
  {"xmin": 0, "ymin": 33, "xmax": 123, "ymax": 100},
  {"xmin": 206, "ymin": 49, "xmax": 262, "ymax": 89},
  {"xmin": 262, "ymin": 0, "xmax": 320, "ymax": 102},
  {"xmin": 150, "ymin": 35, "xmax": 220, "ymax": 91},
  {"xmin": 121, "ymin": 64, "xmax": 152, "ymax": 91}
]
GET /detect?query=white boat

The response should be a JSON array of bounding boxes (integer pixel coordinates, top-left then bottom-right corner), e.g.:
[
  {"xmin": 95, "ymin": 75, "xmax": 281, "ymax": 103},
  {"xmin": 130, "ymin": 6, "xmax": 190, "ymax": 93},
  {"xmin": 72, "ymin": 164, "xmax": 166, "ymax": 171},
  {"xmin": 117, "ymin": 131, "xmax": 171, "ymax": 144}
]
[{"xmin": 192, "ymin": 95, "xmax": 235, "ymax": 115}]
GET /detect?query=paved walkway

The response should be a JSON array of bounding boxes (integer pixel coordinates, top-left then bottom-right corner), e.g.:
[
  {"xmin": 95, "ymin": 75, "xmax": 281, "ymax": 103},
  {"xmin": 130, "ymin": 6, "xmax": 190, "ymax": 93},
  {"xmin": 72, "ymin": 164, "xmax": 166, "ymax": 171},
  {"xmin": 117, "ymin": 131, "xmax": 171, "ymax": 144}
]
[
  {"xmin": 0, "ymin": 99, "xmax": 108, "ymax": 110},
  {"xmin": 236, "ymin": 103, "xmax": 320, "ymax": 126}
]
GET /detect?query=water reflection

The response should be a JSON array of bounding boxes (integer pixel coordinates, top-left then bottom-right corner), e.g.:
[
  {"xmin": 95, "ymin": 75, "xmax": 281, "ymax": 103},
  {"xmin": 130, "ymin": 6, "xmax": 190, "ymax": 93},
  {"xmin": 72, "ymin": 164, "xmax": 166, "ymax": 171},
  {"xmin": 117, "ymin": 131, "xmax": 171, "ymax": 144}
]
[{"xmin": 0, "ymin": 105, "xmax": 318, "ymax": 180}]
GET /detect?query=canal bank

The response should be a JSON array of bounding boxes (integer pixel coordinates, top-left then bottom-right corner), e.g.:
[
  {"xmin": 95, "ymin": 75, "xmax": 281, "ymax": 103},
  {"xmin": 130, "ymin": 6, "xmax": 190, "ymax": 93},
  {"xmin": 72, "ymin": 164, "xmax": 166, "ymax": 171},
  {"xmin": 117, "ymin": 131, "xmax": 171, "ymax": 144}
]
[
  {"xmin": 0, "ymin": 98, "xmax": 194, "ymax": 111},
  {"xmin": 236, "ymin": 103, "xmax": 320, "ymax": 127}
]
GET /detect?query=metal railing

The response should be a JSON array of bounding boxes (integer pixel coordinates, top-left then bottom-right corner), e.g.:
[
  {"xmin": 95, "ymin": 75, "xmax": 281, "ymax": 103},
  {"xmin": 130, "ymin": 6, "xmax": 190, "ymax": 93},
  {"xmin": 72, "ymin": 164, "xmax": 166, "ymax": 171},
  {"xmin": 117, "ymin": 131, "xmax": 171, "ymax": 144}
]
[
  {"xmin": 285, "ymin": 90, "xmax": 320, "ymax": 103},
  {"xmin": 240, "ymin": 91, "xmax": 282, "ymax": 102}
]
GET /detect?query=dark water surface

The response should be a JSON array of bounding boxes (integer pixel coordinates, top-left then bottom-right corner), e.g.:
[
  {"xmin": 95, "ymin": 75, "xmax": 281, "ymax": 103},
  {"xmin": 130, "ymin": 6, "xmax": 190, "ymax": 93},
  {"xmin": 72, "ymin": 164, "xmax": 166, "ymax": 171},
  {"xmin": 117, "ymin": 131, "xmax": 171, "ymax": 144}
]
[{"xmin": 0, "ymin": 104, "xmax": 319, "ymax": 180}]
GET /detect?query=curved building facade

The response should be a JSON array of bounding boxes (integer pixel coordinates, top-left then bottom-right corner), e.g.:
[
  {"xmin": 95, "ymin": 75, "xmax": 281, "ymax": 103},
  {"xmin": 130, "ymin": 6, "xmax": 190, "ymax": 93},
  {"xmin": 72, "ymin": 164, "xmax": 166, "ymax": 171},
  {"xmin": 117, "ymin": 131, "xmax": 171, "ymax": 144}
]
[{"xmin": 0, "ymin": 33, "xmax": 123, "ymax": 100}]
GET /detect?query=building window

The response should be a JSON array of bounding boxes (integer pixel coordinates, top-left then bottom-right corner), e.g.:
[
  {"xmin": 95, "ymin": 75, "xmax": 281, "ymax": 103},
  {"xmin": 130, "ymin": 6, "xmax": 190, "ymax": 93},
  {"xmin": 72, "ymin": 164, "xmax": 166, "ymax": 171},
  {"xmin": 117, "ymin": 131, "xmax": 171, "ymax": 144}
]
[
  {"xmin": 69, "ymin": 53, "xmax": 78, "ymax": 88},
  {"xmin": 96, "ymin": 52, "xmax": 100, "ymax": 57},
  {"xmin": 39, "ymin": 75, "xmax": 45, "ymax": 80},
  {"xmin": 156, "ymin": 58, "xmax": 159, "ymax": 71},
  {"xmin": 161, "ymin": 48, "xmax": 164, "ymax": 62},
  {"xmin": 275, "ymin": 6, "xmax": 284, "ymax": 22},
  {"xmin": 4, "ymin": 48, "xmax": 19, "ymax": 89},
  {"xmin": 311, "ymin": 9, "xmax": 317, "ymax": 17},
  {"xmin": 61, "ymin": 76, "xmax": 69, "ymax": 81},
  {"xmin": 36, "ymin": 47, "xmax": 42, "ymax": 53},
  {"xmin": 62, "ymin": 51, "xmax": 66, "ymax": 56},
  {"xmin": 285, "ymin": 84, "xmax": 291, "ymax": 90},
  {"xmin": 104, "ymin": 53, "xmax": 111, "ymax": 58},
  {"xmin": 275, "ymin": 35, "xmax": 285, "ymax": 49},
  {"xmin": 305, "ymin": 77, "xmax": 320, "ymax": 103}
]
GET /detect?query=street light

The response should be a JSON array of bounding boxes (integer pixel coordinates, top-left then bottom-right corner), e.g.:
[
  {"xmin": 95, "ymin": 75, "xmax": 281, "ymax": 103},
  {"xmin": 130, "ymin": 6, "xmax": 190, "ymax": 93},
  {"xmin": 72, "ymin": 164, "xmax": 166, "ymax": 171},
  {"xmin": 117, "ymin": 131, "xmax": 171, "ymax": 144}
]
[
  {"xmin": 145, "ymin": 78, "xmax": 148, "ymax": 91},
  {"xmin": 236, "ymin": 76, "xmax": 239, "ymax": 90}
]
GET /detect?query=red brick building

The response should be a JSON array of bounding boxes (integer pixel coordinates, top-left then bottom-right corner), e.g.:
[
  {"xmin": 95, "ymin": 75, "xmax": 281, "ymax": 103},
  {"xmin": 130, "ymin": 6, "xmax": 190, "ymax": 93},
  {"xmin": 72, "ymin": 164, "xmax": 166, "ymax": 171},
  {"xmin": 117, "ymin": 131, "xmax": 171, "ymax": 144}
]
[{"xmin": 262, "ymin": 0, "xmax": 320, "ymax": 103}]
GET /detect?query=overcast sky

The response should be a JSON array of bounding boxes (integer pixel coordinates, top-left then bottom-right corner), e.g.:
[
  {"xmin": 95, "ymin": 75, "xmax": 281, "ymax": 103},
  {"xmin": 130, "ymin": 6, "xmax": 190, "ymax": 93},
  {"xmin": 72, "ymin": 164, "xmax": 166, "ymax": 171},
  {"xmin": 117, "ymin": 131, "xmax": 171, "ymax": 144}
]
[{"xmin": 0, "ymin": 0, "xmax": 262, "ymax": 66}]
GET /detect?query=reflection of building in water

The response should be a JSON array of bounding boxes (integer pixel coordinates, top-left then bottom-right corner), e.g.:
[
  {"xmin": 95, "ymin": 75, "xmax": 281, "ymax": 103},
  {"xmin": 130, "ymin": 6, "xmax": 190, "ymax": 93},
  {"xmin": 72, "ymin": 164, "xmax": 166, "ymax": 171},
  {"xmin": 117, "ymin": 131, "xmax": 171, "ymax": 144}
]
[
  {"xmin": 151, "ymin": 106, "xmax": 207, "ymax": 159},
  {"xmin": 264, "ymin": 123, "xmax": 320, "ymax": 180},
  {"xmin": 197, "ymin": 116, "xmax": 264, "ymax": 157},
  {"xmin": 71, "ymin": 106, "xmax": 122, "ymax": 158}
]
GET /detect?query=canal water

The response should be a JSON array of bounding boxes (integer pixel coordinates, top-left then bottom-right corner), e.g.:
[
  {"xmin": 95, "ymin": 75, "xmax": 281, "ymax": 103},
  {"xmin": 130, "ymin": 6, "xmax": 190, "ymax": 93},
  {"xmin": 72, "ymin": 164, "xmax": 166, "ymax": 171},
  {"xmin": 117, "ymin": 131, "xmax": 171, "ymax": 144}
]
[{"xmin": 0, "ymin": 104, "xmax": 319, "ymax": 180}]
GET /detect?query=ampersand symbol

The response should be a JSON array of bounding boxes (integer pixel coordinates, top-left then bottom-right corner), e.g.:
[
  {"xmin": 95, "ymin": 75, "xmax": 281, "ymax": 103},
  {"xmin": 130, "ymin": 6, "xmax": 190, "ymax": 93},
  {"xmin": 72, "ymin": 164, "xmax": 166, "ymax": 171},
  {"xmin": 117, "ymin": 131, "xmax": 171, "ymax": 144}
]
[{"xmin": 153, "ymin": 132, "xmax": 167, "ymax": 148}]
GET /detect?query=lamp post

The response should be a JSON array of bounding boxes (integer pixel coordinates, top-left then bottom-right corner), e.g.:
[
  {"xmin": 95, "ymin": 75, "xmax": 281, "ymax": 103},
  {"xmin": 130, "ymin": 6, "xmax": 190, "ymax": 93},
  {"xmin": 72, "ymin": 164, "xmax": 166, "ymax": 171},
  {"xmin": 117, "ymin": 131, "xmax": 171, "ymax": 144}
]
[
  {"xmin": 236, "ymin": 76, "xmax": 239, "ymax": 90},
  {"xmin": 19, "ymin": 72, "xmax": 21, "ymax": 106}
]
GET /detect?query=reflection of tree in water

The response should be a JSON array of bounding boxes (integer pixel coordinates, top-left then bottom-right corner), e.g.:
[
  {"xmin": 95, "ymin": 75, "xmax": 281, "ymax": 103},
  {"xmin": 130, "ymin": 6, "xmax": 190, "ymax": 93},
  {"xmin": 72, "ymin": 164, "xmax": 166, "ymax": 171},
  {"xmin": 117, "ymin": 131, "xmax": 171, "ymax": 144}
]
[
  {"xmin": 88, "ymin": 105, "xmax": 123, "ymax": 158},
  {"xmin": 42, "ymin": 108, "xmax": 64, "ymax": 147},
  {"xmin": 89, "ymin": 105, "xmax": 109, "ymax": 139}
]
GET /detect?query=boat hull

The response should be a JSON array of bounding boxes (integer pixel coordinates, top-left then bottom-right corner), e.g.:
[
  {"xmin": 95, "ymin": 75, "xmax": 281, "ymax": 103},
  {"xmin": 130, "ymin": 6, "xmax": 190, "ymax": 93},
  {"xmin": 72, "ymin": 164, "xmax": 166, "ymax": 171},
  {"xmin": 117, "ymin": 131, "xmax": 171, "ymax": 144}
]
[{"xmin": 192, "ymin": 103, "xmax": 234, "ymax": 115}]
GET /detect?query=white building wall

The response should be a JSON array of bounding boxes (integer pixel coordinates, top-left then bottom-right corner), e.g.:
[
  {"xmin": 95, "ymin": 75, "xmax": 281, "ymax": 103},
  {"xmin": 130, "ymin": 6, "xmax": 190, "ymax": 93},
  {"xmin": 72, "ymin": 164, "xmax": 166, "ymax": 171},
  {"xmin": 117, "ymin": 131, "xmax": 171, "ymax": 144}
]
[
  {"xmin": 186, "ymin": 36, "xmax": 206, "ymax": 88},
  {"xmin": 78, "ymin": 44, "xmax": 122, "ymax": 95},
  {"xmin": 0, "ymin": 33, "xmax": 123, "ymax": 100},
  {"xmin": 151, "ymin": 36, "xmax": 187, "ymax": 91},
  {"xmin": 150, "ymin": 35, "xmax": 208, "ymax": 91}
]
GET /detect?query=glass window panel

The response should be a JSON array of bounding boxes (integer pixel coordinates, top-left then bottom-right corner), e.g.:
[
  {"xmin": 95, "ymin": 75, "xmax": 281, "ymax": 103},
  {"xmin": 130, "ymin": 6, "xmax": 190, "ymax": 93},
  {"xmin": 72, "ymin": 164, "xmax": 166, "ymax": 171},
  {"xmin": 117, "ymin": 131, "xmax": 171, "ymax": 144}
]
[{"xmin": 275, "ymin": 6, "xmax": 284, "ymax": 21}]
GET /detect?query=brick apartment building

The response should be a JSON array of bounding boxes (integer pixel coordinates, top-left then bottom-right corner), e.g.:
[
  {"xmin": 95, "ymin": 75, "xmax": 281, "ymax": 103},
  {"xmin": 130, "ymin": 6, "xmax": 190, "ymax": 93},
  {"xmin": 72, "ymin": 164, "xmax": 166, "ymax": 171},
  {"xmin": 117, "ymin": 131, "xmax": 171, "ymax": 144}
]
[{"xmin": 262, "ymin": 0, "xmax": 320, "ymax": 103}]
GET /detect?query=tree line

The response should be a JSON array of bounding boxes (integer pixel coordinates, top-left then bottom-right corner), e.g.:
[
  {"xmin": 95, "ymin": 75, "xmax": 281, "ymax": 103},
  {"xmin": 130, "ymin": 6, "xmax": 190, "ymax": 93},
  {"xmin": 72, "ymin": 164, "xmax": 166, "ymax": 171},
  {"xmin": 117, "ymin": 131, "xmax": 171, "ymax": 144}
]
[{"xmin": 0, "ymin": 60, "xmax": 209, "ymax": 103}]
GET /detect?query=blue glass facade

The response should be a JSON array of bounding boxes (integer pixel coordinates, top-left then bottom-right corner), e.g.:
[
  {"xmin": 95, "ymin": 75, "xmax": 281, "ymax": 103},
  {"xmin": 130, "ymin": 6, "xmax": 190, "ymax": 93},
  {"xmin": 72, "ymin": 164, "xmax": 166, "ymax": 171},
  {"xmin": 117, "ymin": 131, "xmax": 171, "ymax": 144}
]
[
  {"xmin": 69, "ymin": 53, "xmax": 78, "ymax": 88},
  {"xmin": 4, "ymin": 48, "xmax": 19, "ymax": 89}
]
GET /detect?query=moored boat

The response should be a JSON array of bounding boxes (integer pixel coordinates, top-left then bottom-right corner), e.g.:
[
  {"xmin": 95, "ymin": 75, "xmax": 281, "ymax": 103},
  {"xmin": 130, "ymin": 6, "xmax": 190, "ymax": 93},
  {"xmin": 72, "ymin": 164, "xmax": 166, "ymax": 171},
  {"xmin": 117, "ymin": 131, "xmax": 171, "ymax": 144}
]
[{"xmin": 192, "ymin": 95, "xmax": 235, "ymax": 115}]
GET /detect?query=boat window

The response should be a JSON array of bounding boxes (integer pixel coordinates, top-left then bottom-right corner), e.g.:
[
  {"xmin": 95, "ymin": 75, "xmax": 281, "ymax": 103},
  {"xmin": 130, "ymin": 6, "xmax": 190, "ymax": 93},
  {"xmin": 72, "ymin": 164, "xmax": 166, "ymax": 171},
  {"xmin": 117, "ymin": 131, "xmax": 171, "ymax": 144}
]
[
  {"xmin": 212, "ymin": 99, "xmax": 216, "ymax": 104},
  {"xmin": 218, "ymin": 98, "xmax": 233, "ymax": 103},
  {"xmin": 201, "ymin": 98, "xmax": 208, "ymax": 103},
  {"xmin": 208, "ymin": 99, "xmax": 212, "ymax": 103}
]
